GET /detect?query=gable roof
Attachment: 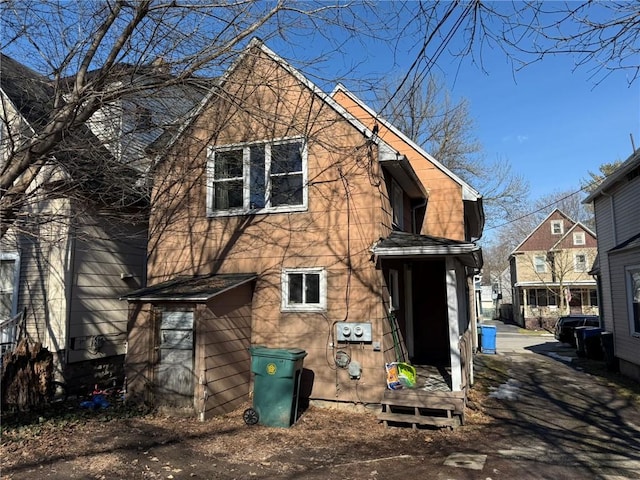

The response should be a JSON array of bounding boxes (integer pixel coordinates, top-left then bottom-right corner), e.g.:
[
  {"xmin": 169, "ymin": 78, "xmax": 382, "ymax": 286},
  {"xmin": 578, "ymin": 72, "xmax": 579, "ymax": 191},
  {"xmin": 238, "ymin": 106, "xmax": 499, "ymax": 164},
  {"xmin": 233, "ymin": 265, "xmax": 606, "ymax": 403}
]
[
  {"xmin": 510, "ymin": 208, "xmax": 578, "ymax": 254},
  {"xmin": 330, "ymin": 84, "xmax": 482, "ymax": 202},
  {"xmin": 0, "ymin": 53, "xmax": 53, "ymax": 129},
  {"xmin": 550, "ymin": 221, "xmax": 596, "ymax": 251},
  {"xmin": 153, "ymin": 38, "xmax": 427, "ymax": 200},
  {"xmin": 583, "ymin": 148, "xmax": 640, "ymax": 203}
]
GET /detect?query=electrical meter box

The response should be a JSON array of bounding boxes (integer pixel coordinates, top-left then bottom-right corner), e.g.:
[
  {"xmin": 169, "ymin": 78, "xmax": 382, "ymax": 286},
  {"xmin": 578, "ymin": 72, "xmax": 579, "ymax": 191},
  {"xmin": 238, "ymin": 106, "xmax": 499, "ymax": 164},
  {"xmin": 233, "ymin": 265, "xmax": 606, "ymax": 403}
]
[{"xmin": 336, "ymin": 322, "xmax": 372, "ymax": 342}]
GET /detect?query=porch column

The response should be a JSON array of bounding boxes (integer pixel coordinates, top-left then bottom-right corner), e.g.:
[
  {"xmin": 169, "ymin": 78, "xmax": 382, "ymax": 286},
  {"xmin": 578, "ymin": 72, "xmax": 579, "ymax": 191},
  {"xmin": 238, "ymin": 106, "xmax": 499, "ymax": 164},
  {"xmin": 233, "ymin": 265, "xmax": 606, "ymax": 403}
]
[
  {"xmin": 404, "ymin": 265, "xmax": 414, "ymax": 358},
  {"xmin": 446, "ymin": 258, "xmax": 462, "ymax": 392}
]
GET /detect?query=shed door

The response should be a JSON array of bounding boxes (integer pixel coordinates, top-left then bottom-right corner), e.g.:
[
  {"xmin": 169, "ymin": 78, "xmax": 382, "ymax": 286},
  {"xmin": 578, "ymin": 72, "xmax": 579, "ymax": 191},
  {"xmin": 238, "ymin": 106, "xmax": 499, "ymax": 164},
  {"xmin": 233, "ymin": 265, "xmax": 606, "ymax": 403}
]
[{"xmin": 157, "ymin": 310, "xmax": 194, "ymax": 407}]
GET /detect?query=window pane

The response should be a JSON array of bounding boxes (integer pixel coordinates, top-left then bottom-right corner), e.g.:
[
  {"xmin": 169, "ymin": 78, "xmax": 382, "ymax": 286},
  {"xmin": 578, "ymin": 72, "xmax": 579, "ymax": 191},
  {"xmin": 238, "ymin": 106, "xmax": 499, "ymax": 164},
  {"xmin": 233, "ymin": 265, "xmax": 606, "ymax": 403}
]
[
  {"xmin": 0, "ymin": 260, "xmax": 15, "ymax": 291},
  {"xmin": 538, "ymin": 289, "xmax": 548, "ymax": 306},
  {"xmin": 271, "ymin": 174, "xmax": 303, "ymax": 206},
  {"xmin": 288, "ymin": 274, "xmax": 303, "ymax": 304},
  {"xmin": 0, "ymin": 293, "xmax": 12, "ymax": 319},
  {"xmin": 632, "ymin": 271, "xmax": 640, "ymax": 333},
  {"xmin": 214, "ymin": 180, "xmax": 243, "ymax": 209},
  {"xmin": 305, "ymin": 274, "xmax": 320, "ymax": 304},
  {"xmin": 250, "ymin": 145, "xmax": 266, "ymax": 208},
  {"xmin": 271, "ymin": 142, "xmax": 302, "ymax": 174},
  {"xmin": 215, "ymin": 150, "xmax": 243, "ymax": 179}
]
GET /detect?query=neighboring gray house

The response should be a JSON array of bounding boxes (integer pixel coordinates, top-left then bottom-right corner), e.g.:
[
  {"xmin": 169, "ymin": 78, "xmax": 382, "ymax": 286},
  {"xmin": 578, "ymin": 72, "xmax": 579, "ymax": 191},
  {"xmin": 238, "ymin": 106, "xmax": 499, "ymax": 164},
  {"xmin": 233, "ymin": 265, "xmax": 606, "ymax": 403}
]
[
  {"xmin": 0, "ymin": 54, "xmax": 205, "ymax": 389},
  {"xmin": 584, "ymin": 149, "xmax": 640, "ymax": 382}
]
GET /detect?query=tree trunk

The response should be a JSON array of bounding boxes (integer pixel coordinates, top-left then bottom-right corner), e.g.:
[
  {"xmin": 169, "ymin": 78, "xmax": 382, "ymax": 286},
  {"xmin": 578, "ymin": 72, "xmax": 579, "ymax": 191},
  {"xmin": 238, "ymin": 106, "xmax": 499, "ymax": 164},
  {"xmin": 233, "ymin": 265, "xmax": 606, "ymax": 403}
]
[{"xmin": 1, "ymin": 339, "xmax": 54, "ymax": 411}]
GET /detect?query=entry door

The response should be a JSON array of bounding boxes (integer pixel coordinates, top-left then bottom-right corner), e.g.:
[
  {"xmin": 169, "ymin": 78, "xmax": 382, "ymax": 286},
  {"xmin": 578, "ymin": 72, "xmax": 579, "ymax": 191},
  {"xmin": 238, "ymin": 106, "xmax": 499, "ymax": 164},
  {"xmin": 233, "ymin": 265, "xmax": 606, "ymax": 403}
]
[{"xmin": 157, "ymin": 310, "xmax": 194, "ymax": 407}]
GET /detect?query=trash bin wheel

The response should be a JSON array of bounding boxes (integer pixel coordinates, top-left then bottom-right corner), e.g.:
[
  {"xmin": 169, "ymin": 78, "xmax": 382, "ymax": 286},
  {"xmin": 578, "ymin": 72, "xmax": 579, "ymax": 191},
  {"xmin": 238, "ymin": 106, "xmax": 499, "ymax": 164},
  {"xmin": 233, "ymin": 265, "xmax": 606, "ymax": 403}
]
[{"xmin": 243, "ymin": 408, "xmax": 259, "ymax": 425}]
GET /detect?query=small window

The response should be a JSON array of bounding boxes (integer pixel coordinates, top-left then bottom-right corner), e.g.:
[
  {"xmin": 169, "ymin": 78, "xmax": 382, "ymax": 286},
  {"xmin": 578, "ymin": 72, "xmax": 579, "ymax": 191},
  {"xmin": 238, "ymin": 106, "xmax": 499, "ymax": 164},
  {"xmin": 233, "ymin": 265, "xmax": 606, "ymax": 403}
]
[
  {"xmin": 551, "ymin": 220, "xmax": 564, "ymax": 235},
  {"xmin": 282, "ymin": 268, "xmax": 326, "ymax": 312},
  {"xmin": 573, "ymin": 232, "xmax": 585, "ymax": 245},
  {"xmin": 626, "ymin": 266, "xmax": 640, "ymax": 335},
  {"xmin": 575, "ymin": 254, "xmax": 587, "ymax": 272},
  {"xmin": 391, "ymin": 180, "xmax": 404, "ymax": 231},
  {"xmin": 534, "ymin": 255, "xmax": 547, "ymax": 273}
]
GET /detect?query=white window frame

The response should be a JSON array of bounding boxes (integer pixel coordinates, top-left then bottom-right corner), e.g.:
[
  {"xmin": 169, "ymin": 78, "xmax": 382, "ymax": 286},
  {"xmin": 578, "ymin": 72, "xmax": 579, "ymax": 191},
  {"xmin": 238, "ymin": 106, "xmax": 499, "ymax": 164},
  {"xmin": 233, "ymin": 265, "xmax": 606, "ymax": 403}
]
[
  {"xmin": 281, "ymin": 268, "xmax": 327, "ymax": 312},
  {"xmin": 626, "ymin": 265, "xmax": 640, "ymax": 336},
  {"xmin": 574, "ymin": 253, "xmax": 587, "ymax": 272},
  {"xmin": 573, "ymin": 232, "xmax": 585, "ymax": 245},
  {"xmin": 206, "ymin": 136, "xmax": 308, "ymax": 217},
  {"xmin": 534, "ymin": 255, "xmax": 547, "ymax": 273},
  {"xmin": 551, "ymin": 220, "xmax": 564, "ymax": 235},
  {"xmin": 0, "ymin": 252, "xmax": 20, "ymax": 348}
]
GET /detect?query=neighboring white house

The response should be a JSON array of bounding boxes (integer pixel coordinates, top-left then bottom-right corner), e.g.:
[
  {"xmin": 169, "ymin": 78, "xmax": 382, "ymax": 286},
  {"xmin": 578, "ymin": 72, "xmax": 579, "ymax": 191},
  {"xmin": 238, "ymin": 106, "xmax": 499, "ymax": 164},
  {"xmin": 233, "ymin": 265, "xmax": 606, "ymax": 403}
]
[{"xmin": 584, "ymin": 149, "xmax": 640, "ymax": 382}]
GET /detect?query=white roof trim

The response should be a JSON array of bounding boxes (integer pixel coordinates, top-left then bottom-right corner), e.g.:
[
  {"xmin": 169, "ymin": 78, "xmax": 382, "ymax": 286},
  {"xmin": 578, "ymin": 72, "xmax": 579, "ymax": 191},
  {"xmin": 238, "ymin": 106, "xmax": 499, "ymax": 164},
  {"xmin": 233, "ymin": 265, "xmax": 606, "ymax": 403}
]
[
  {"xmin": 151, "ymin": 38, "xmax": 398, "ymax": 175},
  {"xmin": 330, "ymin": 83, "xmax": 481, "ymax": 201},
  {"xmin": 583, "ymin": 149, "xmax": 640, "ymax": 203},
  {"xmin": 510, "ymin": 208, "xmax": 576, "ymax": 255}
]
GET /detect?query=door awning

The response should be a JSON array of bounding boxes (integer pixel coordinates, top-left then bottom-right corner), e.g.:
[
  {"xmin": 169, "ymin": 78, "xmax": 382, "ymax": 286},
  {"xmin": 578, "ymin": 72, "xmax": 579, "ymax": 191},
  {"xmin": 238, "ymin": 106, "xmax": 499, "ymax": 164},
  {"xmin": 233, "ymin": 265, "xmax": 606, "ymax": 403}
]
[
  {"xmin": 121, "ymin": 273, "xmax": 257, "ymax": 302},
  {"xmin": 371, "ymin": 231, "xmax": 483, "ymax": 269}
]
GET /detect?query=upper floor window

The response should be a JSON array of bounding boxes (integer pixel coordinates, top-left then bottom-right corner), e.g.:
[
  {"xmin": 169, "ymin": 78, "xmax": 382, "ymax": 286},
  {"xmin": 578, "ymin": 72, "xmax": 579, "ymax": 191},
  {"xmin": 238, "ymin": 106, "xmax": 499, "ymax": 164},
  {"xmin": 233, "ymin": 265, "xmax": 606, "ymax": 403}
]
[
  {"xmin": 551, "ymin": 220, "xmax": 564, "ymax": 235},
  {"xmin": 390, "ymin": 180, "xmax": 404, "ymax": 231},
  {"xmin": 281, "ymin": 268, "xmax": 326, "ymax": 312},
  {"xmin": 574, "ymin": 254, "xmax": 587, "ymax": 272},
  {"xmin": 207, "ymin": 137, "xmax": 307, "ymax": 216},
  {"xmin": 534, "ymin": 255, "xmax": 547, "ymax": 273},
  {"xmin": 573, "ymin": 232, "xmax": 585, "ymax": 245}
]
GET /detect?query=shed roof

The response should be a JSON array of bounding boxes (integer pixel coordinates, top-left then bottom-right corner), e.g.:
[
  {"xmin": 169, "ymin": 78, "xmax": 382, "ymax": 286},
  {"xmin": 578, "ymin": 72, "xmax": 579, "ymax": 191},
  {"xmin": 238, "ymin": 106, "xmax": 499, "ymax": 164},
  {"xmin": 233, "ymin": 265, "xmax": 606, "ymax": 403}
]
[
  {"xmin": 122, "ymin": 273, "xmax": 257, "ymax": 302},
  {"xmin": 371, "ymin": 231, "xmax": 482, "ymax": 269}
]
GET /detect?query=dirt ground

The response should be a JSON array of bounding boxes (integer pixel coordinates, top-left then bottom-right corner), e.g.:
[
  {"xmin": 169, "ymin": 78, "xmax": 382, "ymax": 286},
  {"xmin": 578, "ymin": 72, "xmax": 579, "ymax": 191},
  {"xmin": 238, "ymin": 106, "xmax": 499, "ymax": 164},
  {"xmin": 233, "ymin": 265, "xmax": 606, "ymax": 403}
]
[{"xmin": 2, "ymin": 354, "xmax": 640, "ymax": 480}]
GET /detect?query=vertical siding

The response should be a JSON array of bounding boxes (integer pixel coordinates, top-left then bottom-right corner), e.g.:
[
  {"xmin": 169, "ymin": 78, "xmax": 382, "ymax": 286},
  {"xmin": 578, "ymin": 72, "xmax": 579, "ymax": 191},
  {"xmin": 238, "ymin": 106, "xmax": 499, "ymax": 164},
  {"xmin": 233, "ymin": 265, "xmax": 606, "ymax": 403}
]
[{"xmin": 196, "ymin": 283, "xmax": 253, "ymax": 419}]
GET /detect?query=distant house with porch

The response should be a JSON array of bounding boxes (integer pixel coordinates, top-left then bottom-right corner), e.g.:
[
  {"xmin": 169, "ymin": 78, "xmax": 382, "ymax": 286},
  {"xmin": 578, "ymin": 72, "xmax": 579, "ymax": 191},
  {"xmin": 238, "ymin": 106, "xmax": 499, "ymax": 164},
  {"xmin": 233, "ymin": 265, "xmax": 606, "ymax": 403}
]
[
  {"xmin": 124, "ymin": 39, "xmax": 484, "ymax": 428},
  {"xmin": 509, "ymin": 209, "xmax": 598, "ymax": 330}
]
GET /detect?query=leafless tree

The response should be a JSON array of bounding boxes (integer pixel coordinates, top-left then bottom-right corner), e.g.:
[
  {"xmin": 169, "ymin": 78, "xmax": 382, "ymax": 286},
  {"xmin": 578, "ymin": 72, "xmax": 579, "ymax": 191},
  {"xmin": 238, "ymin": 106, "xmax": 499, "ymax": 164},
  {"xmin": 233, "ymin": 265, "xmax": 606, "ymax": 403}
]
[{"xmin": 374, "ymin": 75, "xmax": 530, "ymax": 229}]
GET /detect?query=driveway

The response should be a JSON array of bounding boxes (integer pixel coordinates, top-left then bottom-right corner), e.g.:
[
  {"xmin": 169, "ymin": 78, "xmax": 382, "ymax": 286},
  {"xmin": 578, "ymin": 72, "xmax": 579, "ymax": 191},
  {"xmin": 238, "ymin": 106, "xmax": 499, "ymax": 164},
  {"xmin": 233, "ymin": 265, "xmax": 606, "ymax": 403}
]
[{"xmin": 2, "ymin": 322, "xmax": 640, "ymax": 479}]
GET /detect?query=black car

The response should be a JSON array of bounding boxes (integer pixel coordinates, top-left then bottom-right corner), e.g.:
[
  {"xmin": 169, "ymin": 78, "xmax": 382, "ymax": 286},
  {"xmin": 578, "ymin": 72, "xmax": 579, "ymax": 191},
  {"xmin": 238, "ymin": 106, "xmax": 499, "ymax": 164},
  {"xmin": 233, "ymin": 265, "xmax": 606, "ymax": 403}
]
[{"xmin": 554, "ymin": 315, "xmax": 600, "ymax": 346}]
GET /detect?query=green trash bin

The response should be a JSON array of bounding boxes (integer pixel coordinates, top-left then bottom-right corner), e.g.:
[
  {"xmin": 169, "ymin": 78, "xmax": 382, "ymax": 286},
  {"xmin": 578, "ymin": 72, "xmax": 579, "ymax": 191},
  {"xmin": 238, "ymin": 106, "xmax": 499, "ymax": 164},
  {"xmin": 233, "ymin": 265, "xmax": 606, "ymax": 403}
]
[{"xmin": 245, "ymin": 346, "xmax": 307, "ymax": 428}]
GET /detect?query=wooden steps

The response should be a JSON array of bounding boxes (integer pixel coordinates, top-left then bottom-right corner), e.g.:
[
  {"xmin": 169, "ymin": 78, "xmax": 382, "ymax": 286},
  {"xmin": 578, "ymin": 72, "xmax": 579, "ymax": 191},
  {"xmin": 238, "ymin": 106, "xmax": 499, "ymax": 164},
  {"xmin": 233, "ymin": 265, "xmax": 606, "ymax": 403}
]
[{"xmin": 378, "ymin": 389, "xmax": 465, "ymax": 430}]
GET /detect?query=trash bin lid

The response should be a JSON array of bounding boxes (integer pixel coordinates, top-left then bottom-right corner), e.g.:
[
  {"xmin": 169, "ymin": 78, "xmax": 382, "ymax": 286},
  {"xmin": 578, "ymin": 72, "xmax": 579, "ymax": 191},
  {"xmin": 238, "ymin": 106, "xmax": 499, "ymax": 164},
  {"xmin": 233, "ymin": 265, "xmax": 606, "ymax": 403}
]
[{"xmin": 249, "ymin": 346, "xmax": 307, "ymax": 360}]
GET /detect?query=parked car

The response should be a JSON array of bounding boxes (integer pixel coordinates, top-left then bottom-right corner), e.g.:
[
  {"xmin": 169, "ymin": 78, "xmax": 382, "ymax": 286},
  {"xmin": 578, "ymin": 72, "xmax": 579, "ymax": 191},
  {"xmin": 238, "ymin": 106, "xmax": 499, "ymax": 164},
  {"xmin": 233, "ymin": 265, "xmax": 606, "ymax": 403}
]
[{"xmin": 554, "ymin": 315, "xmax": 600, "ymax": 346}]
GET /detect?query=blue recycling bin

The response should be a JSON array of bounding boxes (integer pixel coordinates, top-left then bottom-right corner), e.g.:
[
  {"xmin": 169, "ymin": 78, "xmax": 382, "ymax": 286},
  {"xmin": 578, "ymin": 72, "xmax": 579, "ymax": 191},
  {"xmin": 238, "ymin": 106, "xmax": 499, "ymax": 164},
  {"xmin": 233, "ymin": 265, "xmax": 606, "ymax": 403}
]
[{"xmin": 479, "ymin": 325, "xmax": 497, "ymax": 354}]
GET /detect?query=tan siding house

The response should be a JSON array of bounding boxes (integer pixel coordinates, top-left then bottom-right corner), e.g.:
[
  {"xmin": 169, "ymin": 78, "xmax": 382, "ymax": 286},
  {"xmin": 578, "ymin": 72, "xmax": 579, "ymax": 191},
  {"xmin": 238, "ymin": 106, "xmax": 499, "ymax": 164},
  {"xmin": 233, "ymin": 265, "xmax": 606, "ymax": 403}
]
[
  {"xmin": 509, "ymin": 209, "xmax": 598, "ymax": 329},
  {"xmin": 124, "ymin": 40, "xmax": 484, "ymax": 427},
  {"xmin": 584, "ymin": 150, "xmax": 640, "ymax": 382}
]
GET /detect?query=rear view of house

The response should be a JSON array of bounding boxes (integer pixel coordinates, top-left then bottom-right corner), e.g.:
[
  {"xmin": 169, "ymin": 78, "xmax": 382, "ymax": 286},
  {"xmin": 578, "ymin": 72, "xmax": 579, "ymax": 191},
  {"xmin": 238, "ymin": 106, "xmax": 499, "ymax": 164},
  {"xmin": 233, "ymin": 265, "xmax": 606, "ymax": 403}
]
[{"xmin": 124, "ymin": 39, "xmax": 484, "ymax": 427}]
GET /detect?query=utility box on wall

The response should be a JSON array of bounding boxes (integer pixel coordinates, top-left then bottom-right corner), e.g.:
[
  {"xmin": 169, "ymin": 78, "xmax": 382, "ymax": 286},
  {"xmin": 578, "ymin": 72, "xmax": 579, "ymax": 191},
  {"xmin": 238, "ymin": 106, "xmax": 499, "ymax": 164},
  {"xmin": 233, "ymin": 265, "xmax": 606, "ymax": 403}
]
[{"xmin": 336, "ymin": 322, "xmax": 372, "ymax": 342}]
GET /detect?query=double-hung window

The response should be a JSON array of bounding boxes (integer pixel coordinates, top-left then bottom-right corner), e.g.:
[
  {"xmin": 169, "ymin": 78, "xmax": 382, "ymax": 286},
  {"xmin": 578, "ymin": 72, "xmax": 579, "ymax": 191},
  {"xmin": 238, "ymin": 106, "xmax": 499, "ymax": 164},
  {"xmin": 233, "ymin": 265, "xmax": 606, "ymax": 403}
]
[
  {"xmin": 207, "ymin": 138, "xmax": 307, "ymax": 215},
  {"xmin": 281, "ymin": 268, "xmax": 326, "ymax": 312},
  {"xmin": 574, "ymin": 254, "xmax": 587, "ymax": 272},
  {"xmin": 534, "ymin": 255, "xmax": 547, "ymax": 273}
]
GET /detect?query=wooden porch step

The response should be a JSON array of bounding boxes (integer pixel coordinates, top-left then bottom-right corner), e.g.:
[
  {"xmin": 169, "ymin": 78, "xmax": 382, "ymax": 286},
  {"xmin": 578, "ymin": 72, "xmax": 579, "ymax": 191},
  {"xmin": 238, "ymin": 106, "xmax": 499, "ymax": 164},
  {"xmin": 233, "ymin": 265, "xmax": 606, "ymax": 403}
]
[
  {"xmin": 378, "ymin": 389, "xmax": 465, "ymax": 429},
  {"xmin": 378, "ymin": 411, "xmax": 459, "ymax": 428}
]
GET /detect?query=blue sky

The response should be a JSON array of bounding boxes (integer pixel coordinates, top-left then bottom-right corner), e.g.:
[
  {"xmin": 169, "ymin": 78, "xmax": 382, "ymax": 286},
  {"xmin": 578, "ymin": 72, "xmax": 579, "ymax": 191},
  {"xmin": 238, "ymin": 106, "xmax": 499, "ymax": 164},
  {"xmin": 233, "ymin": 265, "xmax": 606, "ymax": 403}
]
[{"xmin": 273, "ymin": 3, "xmax": 640, "ymax": 203}]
